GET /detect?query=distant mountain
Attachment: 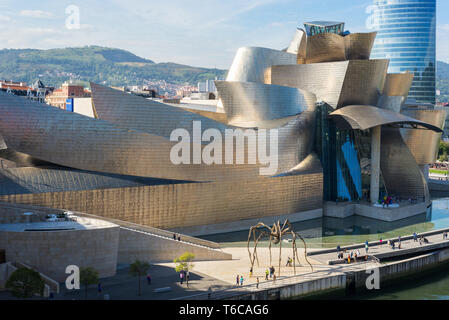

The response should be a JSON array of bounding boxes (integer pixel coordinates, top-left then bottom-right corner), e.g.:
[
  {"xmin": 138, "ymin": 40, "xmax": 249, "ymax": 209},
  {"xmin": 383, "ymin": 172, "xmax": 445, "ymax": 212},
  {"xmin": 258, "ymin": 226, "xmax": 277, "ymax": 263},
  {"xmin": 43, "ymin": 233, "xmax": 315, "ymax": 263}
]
[
  {"xmin": 437, "ymin": 61, "xmax": 449, "ymax": 103},
  {"xmin": 438, "ymin": 60, "xmax": 449, "ymax": 80},
  {"xmin": 0, "ymin": 46, "xmax": 226, "ymax": 87}
]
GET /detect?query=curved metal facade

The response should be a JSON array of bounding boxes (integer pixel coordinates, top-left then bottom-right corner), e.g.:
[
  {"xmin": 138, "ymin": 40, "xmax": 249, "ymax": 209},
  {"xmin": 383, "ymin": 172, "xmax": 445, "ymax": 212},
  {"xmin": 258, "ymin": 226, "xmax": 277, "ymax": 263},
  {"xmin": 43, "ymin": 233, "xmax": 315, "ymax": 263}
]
[
  {"xmin": 383, "ymin": 73, "xmax": 414, "ymax": 98},
  {"xmin": 267, "ymin": 59, "xmax": 389, "ymax": 108},
  {"xmin": 370, "ymin": 0, "xmax": 436, "ymax": 104},
  {"xmin": 401, "ymin": 109, "xmax": 446, "ymax": 165},
  {"xmin": 0, "ymin": 91, "xmax": 265, "ymax": 182},
  {"xmin": 226, "ymin": 47, "xmax": 297, "ymax": 83},
  {"xmin": 0, "ymin": 167, "xmax": 183, "ymax": 196},
  {"xmin": 329, "ymin": 105, "xmax": 443, "ymax": 132},
  {"xmin": 91, "ymin": 83, "xmax": 230, "ymax": 139},
  {"xmin": 305, "ymin": 33, "xmax": 346, "ymax": 64},
  {"xmin": 380, "ymin": 127, "xmax": 429, "ymax": 201},
  {"xmin": 215, "ymin": 80, "xmax": 316, "ymax": 127},
  {"xmin": 344, "ymin": 32, "xmax": 377, "ymax": 60}
]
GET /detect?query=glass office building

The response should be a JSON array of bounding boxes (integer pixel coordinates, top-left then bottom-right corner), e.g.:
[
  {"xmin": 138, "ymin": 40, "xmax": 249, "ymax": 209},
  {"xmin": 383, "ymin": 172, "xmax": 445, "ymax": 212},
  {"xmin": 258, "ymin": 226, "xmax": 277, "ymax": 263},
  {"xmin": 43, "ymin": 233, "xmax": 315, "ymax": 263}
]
[
  {"xmin": 304, "ymin": 21, "xmax": 345, "ymax": 36},
  {"xmin": 370, "ymin": 0, "xmax": 436, "ymax": 104}
]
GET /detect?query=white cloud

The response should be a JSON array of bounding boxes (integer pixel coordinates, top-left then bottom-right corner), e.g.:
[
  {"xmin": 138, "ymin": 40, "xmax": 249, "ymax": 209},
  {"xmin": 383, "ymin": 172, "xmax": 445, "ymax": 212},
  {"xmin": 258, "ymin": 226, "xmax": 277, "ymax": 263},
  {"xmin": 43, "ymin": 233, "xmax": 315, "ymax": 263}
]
[
  {"xmin": 0, "ymin": 14, "xmax": 11, "ymax": 22},
  {"xmin": 19, "ymin": 10, "xmax": 53, "ymax": 18}
]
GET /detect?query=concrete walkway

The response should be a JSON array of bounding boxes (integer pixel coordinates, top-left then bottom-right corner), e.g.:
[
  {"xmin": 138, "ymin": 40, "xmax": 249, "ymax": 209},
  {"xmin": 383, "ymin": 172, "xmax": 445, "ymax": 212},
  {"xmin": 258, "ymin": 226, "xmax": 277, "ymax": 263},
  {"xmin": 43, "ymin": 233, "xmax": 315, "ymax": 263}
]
[{"xmin": 309, "ymin": 228, "xmax": 449, "ymax": 264}]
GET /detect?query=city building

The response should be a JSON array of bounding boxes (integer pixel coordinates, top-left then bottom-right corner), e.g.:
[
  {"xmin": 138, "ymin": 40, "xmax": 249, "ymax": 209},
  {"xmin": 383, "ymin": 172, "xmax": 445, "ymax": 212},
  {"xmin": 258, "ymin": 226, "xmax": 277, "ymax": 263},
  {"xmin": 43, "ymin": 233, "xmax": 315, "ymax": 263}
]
[
  {"xmin": 0, "ymin": 80, "xmax": 52, "ymax": 103},
  {"xmin": 0, "ymin": 20, "xmax": 444, "ymax": 238},
  {"xmin": 370, "ymin": 0, "xmax": 436, "ymax": 105},
  {"xmin": 45, "ymin": 81, "xmax": 91, "ymax": 109},
  {"xmin": 304, "ymin": 21, "xmax": 345, "ymax": 36}
]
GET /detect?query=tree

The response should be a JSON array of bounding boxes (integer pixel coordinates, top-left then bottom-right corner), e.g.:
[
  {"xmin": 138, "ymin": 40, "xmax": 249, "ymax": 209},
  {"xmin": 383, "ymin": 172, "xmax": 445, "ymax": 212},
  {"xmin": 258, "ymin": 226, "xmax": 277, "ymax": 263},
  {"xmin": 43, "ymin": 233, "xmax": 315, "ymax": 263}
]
[
  {"xmin": 129, "ymin": 260, "xmax": 150, "ymax": 296},
  {"xmin": 80, "ymin": 267, "xmax": 99, "ymax": 300},
  {"xmin": 174, "ymin": 252, "xmax": 195, "ymax": 287},
  {"xmin": 5, "ymin": 267, "xmax": 45, "ymax": 298}
]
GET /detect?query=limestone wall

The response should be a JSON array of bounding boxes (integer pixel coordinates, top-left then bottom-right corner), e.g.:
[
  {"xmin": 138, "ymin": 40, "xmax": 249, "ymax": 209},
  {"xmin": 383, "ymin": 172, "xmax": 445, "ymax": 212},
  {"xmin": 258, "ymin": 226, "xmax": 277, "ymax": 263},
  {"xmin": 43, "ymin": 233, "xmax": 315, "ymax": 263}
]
[
  {"xmin": 0, "ymin": 226, "xmax": 120, "ymax": 282},
  {"xmin": 117, "ymin": 228, "xmax": 231, "ymax": 264},
  {"xmin": 0, "ymin": 173, "xmax": 323, "ymax": 230}
]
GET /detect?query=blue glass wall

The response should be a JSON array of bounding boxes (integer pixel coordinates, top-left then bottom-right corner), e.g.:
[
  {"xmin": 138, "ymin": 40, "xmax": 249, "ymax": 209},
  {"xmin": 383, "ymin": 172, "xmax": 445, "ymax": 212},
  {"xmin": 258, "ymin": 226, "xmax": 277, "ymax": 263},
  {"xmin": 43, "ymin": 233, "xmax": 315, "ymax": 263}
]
[
  {"xmin": 370, "ymin": 0, "xmax": 436, "ymax": 104},
  {"xmin": 315, "ymin": 103, "xmax": 363, "ymax": 202}
]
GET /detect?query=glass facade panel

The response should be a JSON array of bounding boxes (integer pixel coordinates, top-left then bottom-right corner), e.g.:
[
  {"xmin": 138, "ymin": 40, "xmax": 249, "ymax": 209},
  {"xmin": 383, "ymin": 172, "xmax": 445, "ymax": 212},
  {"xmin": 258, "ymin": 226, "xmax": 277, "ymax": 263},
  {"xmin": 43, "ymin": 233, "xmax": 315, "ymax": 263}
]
[
  {"xmin": 315, "ymin": 103, "xmax": 364, "ymax": 202},
  {"xmin": 370, "ymin": 0, "xmax": 436, "ymax": 104}
]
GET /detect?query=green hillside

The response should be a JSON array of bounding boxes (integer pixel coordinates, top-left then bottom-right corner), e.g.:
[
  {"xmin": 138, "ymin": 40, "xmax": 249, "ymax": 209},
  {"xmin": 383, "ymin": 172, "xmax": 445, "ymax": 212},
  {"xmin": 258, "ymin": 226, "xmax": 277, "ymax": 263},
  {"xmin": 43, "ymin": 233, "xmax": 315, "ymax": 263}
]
[
  {"xmin": 437, "ymin": 60, "xmax": 449, "ymax": 103},
  {"xmin": 0, "ymin": 46, "xmax": 226, "ymax": 87}
]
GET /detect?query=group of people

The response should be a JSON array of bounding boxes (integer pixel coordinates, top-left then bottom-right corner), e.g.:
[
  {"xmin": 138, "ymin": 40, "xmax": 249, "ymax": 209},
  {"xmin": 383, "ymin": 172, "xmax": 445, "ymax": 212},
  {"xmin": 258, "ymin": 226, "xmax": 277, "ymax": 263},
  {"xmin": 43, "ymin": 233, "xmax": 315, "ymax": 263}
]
[
  {"xmin": 413, "ymin": 232, "xmax": 429, "ymax": 245},
  {"xmin": 381, "ymin": 195, "xmax": 393, "ymax": 208},
  {"xmin": 337, "ymin": 247, "xmax": 364, "ymax": 263},
  {"xmin": 179, "ymin": 269, "xmax": 190, "ymax": 286},
  {"xmin": 264, "ymin": 266, "xmax": 276, "ymax": 281},
  {"xmin": 172, "ymin": 233, "xmax": 181, "ymax": 241},
  {"xmin": 236, "ymin": 274, "xmax": 244, "ymax": 286}
]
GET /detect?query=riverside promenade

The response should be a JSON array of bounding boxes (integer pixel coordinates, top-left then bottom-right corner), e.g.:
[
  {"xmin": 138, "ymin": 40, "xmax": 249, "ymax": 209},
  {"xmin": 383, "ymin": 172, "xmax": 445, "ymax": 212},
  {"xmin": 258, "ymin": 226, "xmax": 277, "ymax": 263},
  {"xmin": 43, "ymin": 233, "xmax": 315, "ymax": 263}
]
[{"xmin": 173, "ymin": 227, "xmax": 449, "ymax": 300}]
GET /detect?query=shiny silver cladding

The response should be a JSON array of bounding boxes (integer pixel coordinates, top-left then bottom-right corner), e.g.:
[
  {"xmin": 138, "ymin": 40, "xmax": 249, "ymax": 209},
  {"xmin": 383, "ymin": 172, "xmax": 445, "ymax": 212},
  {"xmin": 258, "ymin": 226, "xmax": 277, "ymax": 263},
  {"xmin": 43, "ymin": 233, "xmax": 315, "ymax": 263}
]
[
  {"xmin": 215, "ymin": 80, "xmax": 316, "ymax": 127},
  {"xmin": 226, "ymin": 47, "xmax": 297, "ymax": 83}
]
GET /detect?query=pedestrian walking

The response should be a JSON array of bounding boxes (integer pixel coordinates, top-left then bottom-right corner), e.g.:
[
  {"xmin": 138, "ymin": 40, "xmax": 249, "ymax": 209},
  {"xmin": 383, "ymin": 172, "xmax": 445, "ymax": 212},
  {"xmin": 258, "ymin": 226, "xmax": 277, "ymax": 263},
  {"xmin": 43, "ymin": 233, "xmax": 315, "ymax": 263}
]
[
  {"xmin": 98, "ymin": 282, "xmax": 102, "ymax": 295},
  {"xmin": 365, "ymin": 243, "xmax": 369, "ymax": 254},
  {"xmin": 146, "ymin": 273, "xmax": 152, "ymax": 285},
  {"xmin": 186, "ymin": 270, "xmax": 190, "ymax": 287},
  {"xmin": 236, "ymin": 274, "xmax": 239, "ymax": 286},
  {"xmin": 240, "ymin": 275, "xmax": 244, "ymax": 286},
  {"xmin": 173, "ymin": 233, "xmax": 176, "ymax": 240},
  {"xmin": 256, "ymin": 277, "xmax": 259, "ymax": 289},
  {"xmin": 250, "ymin": 267, "xmax": 253, "ymax": 278},
  {"xmin": 265, "ymin": 269, "xmax": 269, "ymax": 280},
  {"xmin": 180, "ymin": 271, "xmax": 184, "ymax": 285},
  {"xmin": 178, "ymin": 236, "xmax": 181, "ymax": 241},
  {"xmin": 413, "ymin": 232, "xmax": 418, "ymax": 242}
]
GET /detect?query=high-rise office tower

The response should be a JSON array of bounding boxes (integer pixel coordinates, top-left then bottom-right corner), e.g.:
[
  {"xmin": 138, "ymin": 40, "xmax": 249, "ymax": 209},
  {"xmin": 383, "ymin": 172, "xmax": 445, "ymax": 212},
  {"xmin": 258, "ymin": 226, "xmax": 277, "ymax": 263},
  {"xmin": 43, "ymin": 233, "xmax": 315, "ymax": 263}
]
[{"xmin": 370, "ymin": 0, "xmax": 436, "ymax": 104}]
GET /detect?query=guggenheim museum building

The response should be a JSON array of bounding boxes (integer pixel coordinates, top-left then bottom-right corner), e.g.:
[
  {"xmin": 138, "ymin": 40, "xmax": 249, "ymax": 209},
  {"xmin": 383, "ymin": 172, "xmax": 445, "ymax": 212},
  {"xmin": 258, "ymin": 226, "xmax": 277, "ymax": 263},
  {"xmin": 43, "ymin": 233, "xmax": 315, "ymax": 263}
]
[{"xmin": 0, "ymin": 21, "xmax": 445, "ymax": 236}]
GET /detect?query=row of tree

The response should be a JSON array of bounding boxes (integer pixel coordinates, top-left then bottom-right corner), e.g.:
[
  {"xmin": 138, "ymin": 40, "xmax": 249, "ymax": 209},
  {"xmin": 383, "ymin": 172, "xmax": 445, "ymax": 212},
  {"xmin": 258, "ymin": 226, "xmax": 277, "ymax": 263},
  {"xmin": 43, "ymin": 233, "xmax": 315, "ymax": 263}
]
[{"xmin": 5, "ymin": 251, "xmax": 195, "ymax": 299}]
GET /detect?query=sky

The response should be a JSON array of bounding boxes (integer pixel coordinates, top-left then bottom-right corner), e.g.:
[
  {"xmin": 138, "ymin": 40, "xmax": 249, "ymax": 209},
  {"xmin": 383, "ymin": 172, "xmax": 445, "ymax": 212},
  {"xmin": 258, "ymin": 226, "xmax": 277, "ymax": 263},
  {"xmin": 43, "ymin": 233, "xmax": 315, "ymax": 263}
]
[{"xmin": 0, "ymin": 0, "xmax": 448, "ymax": 69}]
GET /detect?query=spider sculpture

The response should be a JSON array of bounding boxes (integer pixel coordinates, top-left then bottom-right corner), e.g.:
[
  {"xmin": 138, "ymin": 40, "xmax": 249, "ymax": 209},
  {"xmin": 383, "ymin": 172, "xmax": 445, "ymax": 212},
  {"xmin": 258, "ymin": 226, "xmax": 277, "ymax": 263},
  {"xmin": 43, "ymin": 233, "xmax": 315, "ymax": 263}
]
[{"xmin": 247, "ymin": 220, "xmax": 313, "ymax": 277}]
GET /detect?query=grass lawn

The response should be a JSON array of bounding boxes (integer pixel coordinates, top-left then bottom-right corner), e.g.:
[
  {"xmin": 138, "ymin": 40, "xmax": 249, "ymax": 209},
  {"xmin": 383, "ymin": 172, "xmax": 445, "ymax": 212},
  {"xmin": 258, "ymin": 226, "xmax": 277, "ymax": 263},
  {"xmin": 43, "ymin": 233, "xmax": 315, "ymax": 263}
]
[{"xmin": 430, "ymin": 169, "xmax": 449, "ymax": 175}]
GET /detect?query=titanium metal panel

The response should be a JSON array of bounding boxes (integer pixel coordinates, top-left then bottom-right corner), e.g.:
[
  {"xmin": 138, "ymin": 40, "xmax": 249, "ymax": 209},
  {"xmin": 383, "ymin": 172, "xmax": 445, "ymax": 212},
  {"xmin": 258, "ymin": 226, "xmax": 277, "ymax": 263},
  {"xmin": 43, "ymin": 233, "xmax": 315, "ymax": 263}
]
[
  {"xmin": 401, "ymin": 109, "xmax": 446, "ymax": 165},
  {"xmin": 268, "ymin": 59, "xmax": 389, "ymax": 109},
  {"xmin": 276, "ymin": 153, "xmax": 323, "ymax": 176},
  {"xmin": 0, "ymin": 149, "xmax": 54, "ymax": 167},
  {"xmin": 226, "ymin": 47, "xmax": 297, "ymax": 83},
  {"xmin": 215, "ymin": 81, "xmax": 316, "ymax": 127},
  {"xmin": 0, "ymin": 172, "xmax": 324, "ymax": 231},
  {"xmin": 0, "ymin": 91, "xmax": 266, "ymax": 182},
  {"xmin": 383, "ymin": 73, "xmax": 414, "ymax": 98},
  {"xmin": 329, "ymin": 105, "xmax": 443, "ymax": 132},
  {"xmin": 0, "ymin": 167, "xmax": 186, "ymax": 196},
  {"xmin": 0, "ymin": 91, "xmax": 316, "ymax": 180},
  {"xmin": 91, "ymin": 83, "xmax": 230, "ymax": 139},
  {"xmin": 380, "ymin": 127, "xmax": 429, "ymax": 201},
  {"xmin": 286, "ymin": 28, "xmax": 307, "ymax": 63},
  {"xmin": 343, "ymin": 32, "xmax": 377, "ymax": 60},
  {"xmin": 305, "ymin": 33, "xmax": 346, "ymax": 64},
  {"xmin": 376, "ymin": 95, "xmax": 404, "ymax": 113},
  {"xmin": 180, "ymin": 108, "xmax": 228, "ymax": 124}
]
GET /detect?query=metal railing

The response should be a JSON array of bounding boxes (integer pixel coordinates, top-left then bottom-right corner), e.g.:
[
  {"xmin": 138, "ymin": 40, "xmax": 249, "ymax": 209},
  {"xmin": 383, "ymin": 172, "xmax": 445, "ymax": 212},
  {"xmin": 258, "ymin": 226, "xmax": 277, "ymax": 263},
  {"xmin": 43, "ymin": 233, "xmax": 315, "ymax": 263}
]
[{"xmin": 172, "ymin": 265, "xmax": 340, "ymax": 300}]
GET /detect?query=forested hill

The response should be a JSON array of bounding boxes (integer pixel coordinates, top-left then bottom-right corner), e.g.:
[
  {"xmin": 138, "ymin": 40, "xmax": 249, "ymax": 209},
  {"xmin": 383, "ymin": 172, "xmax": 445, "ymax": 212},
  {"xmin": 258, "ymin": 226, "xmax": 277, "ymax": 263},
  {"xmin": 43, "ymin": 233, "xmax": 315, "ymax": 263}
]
[{"xmin": 0, "ymin": 46, "xmax": 226, "ymax": 87}]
